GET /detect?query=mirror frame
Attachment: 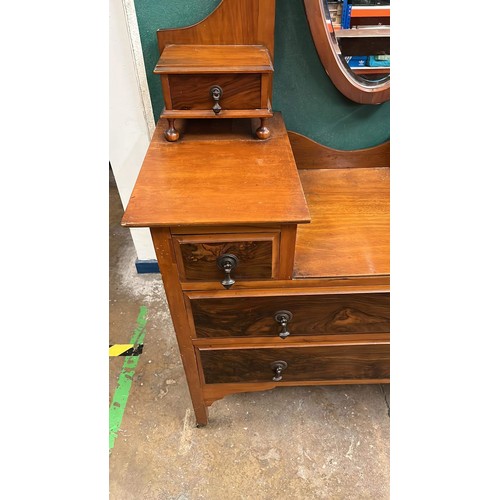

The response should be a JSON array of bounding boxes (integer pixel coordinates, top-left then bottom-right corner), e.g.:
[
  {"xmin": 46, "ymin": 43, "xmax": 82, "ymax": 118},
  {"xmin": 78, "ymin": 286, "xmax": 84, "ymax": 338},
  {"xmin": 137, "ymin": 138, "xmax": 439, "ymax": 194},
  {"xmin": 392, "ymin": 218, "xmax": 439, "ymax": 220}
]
[{"xmin": 303, "ymin": 0, "xmax": 390, "ymax": 104}]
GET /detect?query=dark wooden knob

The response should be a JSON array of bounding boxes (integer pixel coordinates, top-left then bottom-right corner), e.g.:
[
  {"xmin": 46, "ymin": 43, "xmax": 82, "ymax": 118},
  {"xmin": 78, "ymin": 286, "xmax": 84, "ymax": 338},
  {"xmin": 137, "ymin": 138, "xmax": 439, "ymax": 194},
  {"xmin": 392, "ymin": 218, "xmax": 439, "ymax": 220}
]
[
  {"xmin": 270, "ymin": 360, "xmax": 288, "ymax": 381},
  {"xmin": 274, "ymin": 310, "xmax": 293, "ymax": 339},
  {"xmin": 210, "ymin": 85, "xmax": 223, "ymax": 115},
  {"xmin": 216, "ymin": 254, "xmax": 239, "ymax": 289}
]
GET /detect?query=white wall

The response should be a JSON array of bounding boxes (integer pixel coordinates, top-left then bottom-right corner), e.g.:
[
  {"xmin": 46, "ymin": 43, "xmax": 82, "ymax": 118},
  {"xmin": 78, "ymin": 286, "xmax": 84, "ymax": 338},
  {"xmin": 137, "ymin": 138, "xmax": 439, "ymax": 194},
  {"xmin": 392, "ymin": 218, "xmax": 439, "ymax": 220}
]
[{"xmin": 109, "ymin": 0, "xmax": 156, "ymax": 261}]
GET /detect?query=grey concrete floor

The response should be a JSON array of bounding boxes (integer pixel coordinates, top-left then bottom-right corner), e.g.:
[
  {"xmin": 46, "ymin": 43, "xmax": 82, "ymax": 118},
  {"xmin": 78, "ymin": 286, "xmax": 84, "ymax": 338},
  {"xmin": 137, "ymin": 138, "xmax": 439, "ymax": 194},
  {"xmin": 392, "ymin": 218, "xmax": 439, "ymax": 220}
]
[{"xmin": 109, "ymin": 167, "xmax": 390, "ymax": 499}]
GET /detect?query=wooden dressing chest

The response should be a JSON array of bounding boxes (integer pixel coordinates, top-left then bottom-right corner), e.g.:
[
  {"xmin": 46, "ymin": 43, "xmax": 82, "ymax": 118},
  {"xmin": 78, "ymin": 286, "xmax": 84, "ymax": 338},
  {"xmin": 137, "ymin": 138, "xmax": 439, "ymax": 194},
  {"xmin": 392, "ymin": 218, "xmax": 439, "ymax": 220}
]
[
  {"xmin": 122, "ymin": 114, "xmax": 390, "ymax": 426},
  {"xmin": 121, "ymin": 0, "xmax": 389, "ymax": 427}
]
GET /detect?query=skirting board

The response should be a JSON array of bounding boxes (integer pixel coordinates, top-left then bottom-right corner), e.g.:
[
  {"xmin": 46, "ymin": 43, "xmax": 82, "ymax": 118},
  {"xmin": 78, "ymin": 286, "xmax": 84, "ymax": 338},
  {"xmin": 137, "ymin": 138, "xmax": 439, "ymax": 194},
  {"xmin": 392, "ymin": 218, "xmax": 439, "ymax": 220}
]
[{"xmin": 135, "ymin": 259, "xmax": 160, "ymax": 273}]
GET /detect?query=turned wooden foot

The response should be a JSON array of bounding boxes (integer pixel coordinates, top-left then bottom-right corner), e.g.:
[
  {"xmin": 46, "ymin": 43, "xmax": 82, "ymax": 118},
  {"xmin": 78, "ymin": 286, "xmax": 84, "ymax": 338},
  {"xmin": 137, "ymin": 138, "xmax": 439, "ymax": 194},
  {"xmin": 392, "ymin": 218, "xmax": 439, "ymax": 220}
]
[
  {"xmin": 165, "ymin": 119, "xmax": 180, "ymax": 142},
  {"xmin": 255, "ymin": 118, "xmax": 270, "ymax": 140}
]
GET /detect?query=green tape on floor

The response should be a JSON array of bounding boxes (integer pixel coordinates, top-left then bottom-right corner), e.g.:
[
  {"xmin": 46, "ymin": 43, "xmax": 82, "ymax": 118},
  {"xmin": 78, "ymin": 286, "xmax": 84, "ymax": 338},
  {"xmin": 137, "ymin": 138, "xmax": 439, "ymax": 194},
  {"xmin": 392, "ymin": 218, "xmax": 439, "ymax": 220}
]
[{"xmin": 109, "ymin": 306, "xmax": 148, "ymax": 451}]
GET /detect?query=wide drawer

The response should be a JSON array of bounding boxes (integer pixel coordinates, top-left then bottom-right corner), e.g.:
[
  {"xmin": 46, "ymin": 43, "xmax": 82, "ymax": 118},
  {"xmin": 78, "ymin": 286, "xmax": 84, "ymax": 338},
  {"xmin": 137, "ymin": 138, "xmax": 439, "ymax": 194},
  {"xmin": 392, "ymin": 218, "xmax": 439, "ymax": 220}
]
[
  {"xmin": 168, "ymin": 74, "xmax": 262, "ymax": 110},
  {"xmin": 173, "ymin": 233, "xmax": 279, "ymax": 282},
  {"xmin": 199, "ymin": 342, "xmax": 389, "ymax": 384},
  {"xmin": 188, "ymin": 291, "xmax": 389, "ymax": 338}
]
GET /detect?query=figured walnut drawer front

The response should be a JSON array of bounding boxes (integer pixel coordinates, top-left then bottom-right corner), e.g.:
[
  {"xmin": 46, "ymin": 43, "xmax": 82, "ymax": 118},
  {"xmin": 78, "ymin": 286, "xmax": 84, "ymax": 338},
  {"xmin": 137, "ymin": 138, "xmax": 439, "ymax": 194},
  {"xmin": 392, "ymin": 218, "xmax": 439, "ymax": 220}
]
[
  {"xmin": 168, "ymin": 74, "xmax": 262, "ymax": 111},
  {"xmin": 188, "ymin": 292, "xmax": 389, "ymax": 338},
  {"xmin": 199, "ymin": 343, "xmax": 389, "ymax": 384},
  {"xmin": 173, "ymin": 233, "xmax": 279, "ymax": 282}
]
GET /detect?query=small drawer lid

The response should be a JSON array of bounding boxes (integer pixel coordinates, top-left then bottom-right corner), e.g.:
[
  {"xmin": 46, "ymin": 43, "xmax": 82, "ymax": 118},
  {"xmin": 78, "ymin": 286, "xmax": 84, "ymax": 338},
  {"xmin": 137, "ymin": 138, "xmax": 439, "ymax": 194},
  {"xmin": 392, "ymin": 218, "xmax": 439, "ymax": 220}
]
[{"xmin": 154, "ymin": 44, "xmax": 274, "ymax": 74}]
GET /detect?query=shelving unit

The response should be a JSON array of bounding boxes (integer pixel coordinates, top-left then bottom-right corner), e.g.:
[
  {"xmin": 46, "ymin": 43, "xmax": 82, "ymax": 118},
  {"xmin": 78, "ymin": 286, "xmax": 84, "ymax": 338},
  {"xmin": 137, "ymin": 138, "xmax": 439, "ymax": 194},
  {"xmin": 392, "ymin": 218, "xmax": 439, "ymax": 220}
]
[
  {"xmin": 304, "ymin": 0, "xmax": 390, "ymax": 102},
  {"xmin": 326, "ymin": 0, "xmax": 390, "ymax": 79}
]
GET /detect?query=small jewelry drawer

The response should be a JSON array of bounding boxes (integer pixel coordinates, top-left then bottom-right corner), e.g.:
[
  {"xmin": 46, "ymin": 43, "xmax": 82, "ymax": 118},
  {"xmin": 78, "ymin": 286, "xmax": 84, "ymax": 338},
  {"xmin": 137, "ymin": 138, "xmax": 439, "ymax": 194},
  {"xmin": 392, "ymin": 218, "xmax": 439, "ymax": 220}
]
[
  {"xmin": 187, "ymin": 290, "xmax": 389, "ymax": 338},
  {"xmin": 198, "ymin": 341, "xmax": 390, "ymax": 384},
  {"xmin": 154, "ymin": 44, "xmax": 274, "ymax": 141},
  {"xmin": 172, "ymin": 233, "xmax": 280, "ymax": 284}
]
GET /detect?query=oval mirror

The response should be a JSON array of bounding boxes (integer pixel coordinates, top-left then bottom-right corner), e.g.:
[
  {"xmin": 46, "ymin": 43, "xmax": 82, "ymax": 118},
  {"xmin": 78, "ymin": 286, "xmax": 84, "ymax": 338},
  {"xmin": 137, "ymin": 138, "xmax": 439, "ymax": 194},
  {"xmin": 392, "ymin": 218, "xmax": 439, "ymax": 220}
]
[{"xmin": 304, "ymin": 0, "xmax": 390, "ymax": 104}]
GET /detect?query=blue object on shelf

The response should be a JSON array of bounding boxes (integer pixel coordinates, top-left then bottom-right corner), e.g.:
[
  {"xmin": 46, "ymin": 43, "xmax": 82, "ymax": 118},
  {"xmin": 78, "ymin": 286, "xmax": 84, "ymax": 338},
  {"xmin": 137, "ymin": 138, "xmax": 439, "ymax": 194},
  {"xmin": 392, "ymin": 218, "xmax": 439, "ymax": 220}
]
[
  {"xmin": 367, "ymin": 55, "xmax": 390, "ymax": 67},
  {"xmin": 345, "ymin": 55, "xmax": 368, "ymax": 67}
]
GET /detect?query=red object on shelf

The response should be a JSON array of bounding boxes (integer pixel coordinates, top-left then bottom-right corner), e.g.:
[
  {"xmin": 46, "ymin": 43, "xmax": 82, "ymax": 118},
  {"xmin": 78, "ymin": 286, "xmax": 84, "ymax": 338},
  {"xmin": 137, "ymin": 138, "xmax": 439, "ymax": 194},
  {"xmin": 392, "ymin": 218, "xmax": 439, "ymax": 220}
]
[{"xmin": 350, "ymin": 7, "xmax": 390, "ymax": 18}]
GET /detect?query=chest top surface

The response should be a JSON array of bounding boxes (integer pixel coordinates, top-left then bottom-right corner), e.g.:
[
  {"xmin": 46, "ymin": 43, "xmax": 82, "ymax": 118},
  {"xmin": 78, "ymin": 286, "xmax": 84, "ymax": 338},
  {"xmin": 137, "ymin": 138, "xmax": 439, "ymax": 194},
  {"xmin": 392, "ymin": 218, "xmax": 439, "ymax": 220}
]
[{"xmin": 121, "ymin": 113, "xmax": 311, "ymax": 228}]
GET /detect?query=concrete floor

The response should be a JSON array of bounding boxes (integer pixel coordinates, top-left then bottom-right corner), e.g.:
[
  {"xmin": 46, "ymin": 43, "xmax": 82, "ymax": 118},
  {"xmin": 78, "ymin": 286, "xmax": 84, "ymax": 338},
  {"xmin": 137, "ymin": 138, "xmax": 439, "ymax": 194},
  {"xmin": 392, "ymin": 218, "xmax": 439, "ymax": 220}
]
[{"xmin": 109, "ymin": 168, "xmax": 390, "ymax": 499}]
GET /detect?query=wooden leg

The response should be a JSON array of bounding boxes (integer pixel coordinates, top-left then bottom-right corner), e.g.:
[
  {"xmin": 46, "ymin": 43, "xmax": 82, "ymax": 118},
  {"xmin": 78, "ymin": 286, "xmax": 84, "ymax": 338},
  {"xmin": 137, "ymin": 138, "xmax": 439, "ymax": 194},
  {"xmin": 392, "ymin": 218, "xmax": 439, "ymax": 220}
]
[
  {"xmin": 255, "ymin": 118, "xmax": 271, "ymax": 140},
  {"xmin": 150, "ymin": 228, "xmax": 210, "ymax": 427},
  {"xmin": 194, "ymin": 405, "xmax": 209, "ymax": 428},
  {"xmin": 165, "ymin": 119, "xmax": 180, "ymax": 142}
]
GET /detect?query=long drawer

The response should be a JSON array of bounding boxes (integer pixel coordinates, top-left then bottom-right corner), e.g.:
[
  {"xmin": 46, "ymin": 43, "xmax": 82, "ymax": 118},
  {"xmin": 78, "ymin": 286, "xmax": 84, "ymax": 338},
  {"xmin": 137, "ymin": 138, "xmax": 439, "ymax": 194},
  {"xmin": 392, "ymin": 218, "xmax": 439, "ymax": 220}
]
[
  {"xmin": 199, "ymin": 341, "xmax": 389, "ymax": 384},
  {"xmin": 187, "ymin": 291, "xmax": 389, "ymax": 339}
]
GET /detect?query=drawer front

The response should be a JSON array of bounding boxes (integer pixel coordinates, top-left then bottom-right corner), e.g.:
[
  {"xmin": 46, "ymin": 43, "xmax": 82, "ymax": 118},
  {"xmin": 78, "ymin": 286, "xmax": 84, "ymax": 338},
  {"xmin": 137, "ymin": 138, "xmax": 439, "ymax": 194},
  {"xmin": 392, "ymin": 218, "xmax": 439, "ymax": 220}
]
[
  {"xmin": 189, "ymin": 292, "xmax": 389, "ymax": 338},
  {"xmin": 168, "ymin": 74, "xmax": 261, "ymax": 110},
  {"xmin": 200, "ymin": 343, "xmax": 390, "ymax": 384},
  {"xmin": 173, "ymin": 233, "xmax": 279, "ymax": 282}
]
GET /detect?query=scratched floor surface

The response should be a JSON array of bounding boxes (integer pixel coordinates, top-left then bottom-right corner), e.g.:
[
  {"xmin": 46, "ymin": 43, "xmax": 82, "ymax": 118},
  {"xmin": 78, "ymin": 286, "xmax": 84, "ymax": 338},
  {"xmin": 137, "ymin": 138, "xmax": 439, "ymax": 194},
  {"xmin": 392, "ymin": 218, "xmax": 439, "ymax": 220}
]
[{"xmin": 109, "ymin": 168, "xmax": 390, "ymax": 500}]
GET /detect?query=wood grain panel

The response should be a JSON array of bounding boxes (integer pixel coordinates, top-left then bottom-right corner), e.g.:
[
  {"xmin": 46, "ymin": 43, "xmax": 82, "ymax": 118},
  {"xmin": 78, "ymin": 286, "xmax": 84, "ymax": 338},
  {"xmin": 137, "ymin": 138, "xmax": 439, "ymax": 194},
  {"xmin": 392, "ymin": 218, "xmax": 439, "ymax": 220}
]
[
  {"xmin": 173, "ymin": 233, "xmax": 278, "ymax": 281},
  {"xmin": 156, "ymin": 0, "xmax": 276, "ymax": 61},
  {"xmin": 288, "ymin": 131, "xmax": 390, "ymax": 170},
  {"xmin": 200, "ymin": 343, "xmax": 389, "ymax": 383},
  {"xmin": 295, "ymin": 167, "xmax": 389, "ymax": 278},
  {"xmin": 189, "ymin": 292, "xmax": 389, "ymax": 338},
  {"xmin": 168, "ymin": 74, "xmax": 261, "ymax": 110}
]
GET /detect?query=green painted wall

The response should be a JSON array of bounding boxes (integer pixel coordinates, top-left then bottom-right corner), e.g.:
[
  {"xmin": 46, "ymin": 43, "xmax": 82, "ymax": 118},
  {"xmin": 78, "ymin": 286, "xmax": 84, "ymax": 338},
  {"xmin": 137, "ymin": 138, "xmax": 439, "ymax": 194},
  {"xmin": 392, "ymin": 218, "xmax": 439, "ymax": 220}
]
[{"xmin": 134, "ymin": 0, "xmax": 389, "ymax": 150}]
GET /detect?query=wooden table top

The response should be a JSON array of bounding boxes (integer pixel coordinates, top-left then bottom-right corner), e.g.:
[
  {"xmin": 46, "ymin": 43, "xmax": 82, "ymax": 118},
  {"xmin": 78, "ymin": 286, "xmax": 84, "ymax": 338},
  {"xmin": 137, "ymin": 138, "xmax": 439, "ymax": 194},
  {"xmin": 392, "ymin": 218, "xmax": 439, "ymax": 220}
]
[
  {"xmin": 294, "ymin": 167, "xmax": 389, "ymax": 279},
  {"xmin": 121, "ymin": 113, "xmax": 311, "ymax": 228}
]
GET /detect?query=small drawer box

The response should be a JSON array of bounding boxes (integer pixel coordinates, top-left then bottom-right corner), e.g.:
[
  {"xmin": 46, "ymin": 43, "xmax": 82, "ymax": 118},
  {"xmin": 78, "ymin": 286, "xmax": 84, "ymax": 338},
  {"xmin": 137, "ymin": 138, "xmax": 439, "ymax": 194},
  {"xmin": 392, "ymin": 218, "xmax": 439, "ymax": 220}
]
[{"xmin": 154, "ymin": 44, "xmax": 274, "ymax": 141}]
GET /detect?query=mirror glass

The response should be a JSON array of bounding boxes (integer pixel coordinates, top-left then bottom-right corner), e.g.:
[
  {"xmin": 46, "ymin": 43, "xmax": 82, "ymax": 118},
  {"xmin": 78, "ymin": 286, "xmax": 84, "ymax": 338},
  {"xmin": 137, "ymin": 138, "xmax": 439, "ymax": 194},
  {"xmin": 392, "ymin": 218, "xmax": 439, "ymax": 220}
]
[
  {"xmin": 304, "ymin": 0, "xmax": 390, "ymax": 103},
  {"xmin": 323, "ymin": 0, "xmax": 389, "ymax": 85}
]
